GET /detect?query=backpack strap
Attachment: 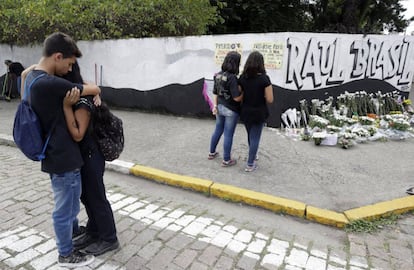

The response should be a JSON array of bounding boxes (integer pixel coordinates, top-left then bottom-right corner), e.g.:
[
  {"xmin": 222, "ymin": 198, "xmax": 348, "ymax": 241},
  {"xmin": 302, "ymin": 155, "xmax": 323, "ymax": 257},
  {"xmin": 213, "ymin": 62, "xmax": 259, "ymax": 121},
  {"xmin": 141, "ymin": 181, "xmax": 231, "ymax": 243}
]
[
  {"xmin": 22, "ymin": 72, "xmax": 57, "ymax": 161},
  {"xmin": 23, "ymin": 72, "xmax": 46, "ymax": 103},
  {"xmin": 38, "ymin": 114, "xmax": 60, "ymax": 160}
]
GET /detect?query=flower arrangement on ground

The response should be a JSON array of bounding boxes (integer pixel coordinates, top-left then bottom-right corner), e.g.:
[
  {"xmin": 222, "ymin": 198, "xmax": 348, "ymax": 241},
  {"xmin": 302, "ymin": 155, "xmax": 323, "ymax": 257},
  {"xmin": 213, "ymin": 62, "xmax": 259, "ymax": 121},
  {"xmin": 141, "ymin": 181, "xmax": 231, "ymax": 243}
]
[
  {"xmin": 403, "ymin": 99, "xmax": 413, "ymax": 114},
  {"xmin": 312, "ymin": 131, "xmax": 326, "ymax": 145},
  {"xmin": 293, "ymin": 90, "xmax": 414, "ymax": 149},
  {"xmin": 337, "ymin": 132, "xmax": 356, "ymax": 149},
  {"xmin": 309, "ymin": 115, "xmax": 329, "ymax": 129},
  {"xmin": 383, "ymin": 114, "xmax": 411, "ymax": 131},
  {"xmin": 358, "ymin": 116, "xmax": 375, "ymax": 126}
]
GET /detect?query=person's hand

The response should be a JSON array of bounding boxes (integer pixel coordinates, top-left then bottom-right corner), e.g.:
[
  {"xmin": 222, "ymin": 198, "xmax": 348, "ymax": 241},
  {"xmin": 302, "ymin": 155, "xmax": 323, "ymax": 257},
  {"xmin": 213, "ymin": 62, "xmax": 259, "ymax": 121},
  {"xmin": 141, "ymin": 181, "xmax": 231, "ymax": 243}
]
[
  {"xmin": 93, "ymin": 94, "xmax": 101, "ymax": 106},
  {"xmin": 21, "ymin": 64, "xmax": 37, "ymax": 78},
  {"xmin": 212, "ymin": 105, "xmax": 217, "ymax": 115},
  {"xmin": 63, "ymin": 87, "xmax": 80, "ymax": 107}
]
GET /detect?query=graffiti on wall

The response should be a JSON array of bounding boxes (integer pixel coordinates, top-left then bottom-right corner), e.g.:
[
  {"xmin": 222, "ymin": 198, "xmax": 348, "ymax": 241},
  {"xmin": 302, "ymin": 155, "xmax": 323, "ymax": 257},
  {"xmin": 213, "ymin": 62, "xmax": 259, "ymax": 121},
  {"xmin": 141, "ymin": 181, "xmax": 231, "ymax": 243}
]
[{"xmin": 286, "ymin": 37, "xmax": 414, "ymax": 91}]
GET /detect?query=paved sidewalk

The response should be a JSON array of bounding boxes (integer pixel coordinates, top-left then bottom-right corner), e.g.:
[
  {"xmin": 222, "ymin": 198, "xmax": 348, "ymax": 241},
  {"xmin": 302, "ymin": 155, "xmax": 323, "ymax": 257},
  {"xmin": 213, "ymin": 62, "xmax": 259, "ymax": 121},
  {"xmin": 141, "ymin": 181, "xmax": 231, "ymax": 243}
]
[
  {"xmin": 1, "ymin": 144, "xmax": 414, "ymax": 270},
  {"xmin": 1, "ymin": 99, "xmax": 414, "ymax": 227}
]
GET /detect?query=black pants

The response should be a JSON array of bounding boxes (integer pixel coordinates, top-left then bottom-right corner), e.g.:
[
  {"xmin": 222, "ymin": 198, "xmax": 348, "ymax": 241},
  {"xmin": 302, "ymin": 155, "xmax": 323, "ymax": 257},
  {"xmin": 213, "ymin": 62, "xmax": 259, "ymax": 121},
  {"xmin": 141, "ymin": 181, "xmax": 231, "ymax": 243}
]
[{"xmin": 81, "ymin": 148, "xmax": 117, "ymax": 242}]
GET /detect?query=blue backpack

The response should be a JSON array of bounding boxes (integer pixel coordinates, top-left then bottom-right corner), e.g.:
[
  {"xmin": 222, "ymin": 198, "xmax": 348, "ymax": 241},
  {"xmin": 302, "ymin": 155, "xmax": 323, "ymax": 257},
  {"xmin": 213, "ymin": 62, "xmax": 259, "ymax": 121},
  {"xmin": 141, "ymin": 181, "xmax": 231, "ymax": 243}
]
[{"xmin": 13, "ymin": 73, "xmax": 56, "ymax": 161}]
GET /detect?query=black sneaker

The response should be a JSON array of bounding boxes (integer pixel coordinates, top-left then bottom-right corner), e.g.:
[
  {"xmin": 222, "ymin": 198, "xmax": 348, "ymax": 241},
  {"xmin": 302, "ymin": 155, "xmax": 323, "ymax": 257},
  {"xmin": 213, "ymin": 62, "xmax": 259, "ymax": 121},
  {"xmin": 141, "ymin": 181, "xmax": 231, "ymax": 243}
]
[
  {"xmin": 73, "ymin": 233, "xmax": 98, "ymax": 250},
  {"xmin": 58, "ymin": 251, "xmax": 94, "ymax": 268},
  {"xmin": 81, "ymin": 240, "xmax": 120, "ymax": 256},
  {"xmin": 72, "ymin": 225, "xmax": 86, "ymax": 239}
]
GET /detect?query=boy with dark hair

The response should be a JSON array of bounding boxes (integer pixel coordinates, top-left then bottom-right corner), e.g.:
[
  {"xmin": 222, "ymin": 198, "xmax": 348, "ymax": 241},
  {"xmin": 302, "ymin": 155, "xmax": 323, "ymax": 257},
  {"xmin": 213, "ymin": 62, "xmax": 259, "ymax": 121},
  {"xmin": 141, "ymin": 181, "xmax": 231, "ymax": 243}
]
[{"xmin": 21, "ymin": 32, "xmax": 101, "ymax": 268}]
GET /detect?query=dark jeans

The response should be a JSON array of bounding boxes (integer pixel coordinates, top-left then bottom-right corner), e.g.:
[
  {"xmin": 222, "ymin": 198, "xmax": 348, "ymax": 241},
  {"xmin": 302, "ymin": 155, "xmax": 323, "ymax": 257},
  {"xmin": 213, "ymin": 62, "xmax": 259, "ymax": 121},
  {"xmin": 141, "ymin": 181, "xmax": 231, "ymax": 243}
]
[
  {"xmin": 244, "ymin": 122, "xmax": 264, "ymax": 166},
  {"xmin": 81, "ymin": 147, "xmax": 117, "ymax": 242}
]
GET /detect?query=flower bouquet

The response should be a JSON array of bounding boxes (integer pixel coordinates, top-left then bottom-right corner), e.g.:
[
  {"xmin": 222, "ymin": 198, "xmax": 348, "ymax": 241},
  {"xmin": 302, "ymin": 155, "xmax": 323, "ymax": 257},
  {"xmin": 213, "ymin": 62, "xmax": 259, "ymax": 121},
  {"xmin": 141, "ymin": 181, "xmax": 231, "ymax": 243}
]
[
  {"xmin": 312, "ymin": 131, "xmax": 326, "ymax": 145},
  {"xmin": 326, "ymin": 125, "xmax": 341, "ymax": 133},
  {"xmin": 403, "ymin": 99, "xmax": 413, "ymax": 114},
  {"xmin": 389, "ymin": 117, "xmax": 411, "ymax": 131},
  {"xmin": 301, "ymin": 127, "xmax": 311, "ymax": 141},
  {"xmin": 337, "ymin": 132, "xmax": 356, "ymax": 149},
  {"xmin": 358, "ymin": 116, "xmax": 375, "ymax": 126},
  {"xmin": 309, "ymin": 115, "xmax": 329, "ymax": 129},
  {"xmin": 351, "ymin": 126, "xmax": 371, "ymax": 143},
  {"xmin": 367, "ymin": 126, "xmax": 378, "ymax": 136},
  {"xmin": 328, "ymin": 114, "xmax": 348, "ymax": 127},
  {"xmin": 382, "ymin": 114, "xmax": 411, "ymax": 131}
]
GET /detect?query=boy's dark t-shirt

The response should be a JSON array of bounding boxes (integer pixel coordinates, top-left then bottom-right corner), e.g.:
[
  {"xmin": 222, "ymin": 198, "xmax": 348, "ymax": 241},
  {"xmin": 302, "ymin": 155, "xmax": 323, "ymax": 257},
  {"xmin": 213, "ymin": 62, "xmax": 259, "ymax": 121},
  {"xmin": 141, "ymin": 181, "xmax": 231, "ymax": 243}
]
[{"xmin": 29, "ymin": 70, "xmax": 84, "ymax": 174}]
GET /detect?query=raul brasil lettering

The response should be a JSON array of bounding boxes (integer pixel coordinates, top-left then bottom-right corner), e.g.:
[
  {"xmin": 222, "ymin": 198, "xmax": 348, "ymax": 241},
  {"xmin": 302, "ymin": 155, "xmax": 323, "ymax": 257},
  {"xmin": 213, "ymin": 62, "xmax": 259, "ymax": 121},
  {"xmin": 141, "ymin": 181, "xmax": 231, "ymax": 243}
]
[{"xmin": 286, "ymin": 37, "xmax": 414, "ymax": 90}]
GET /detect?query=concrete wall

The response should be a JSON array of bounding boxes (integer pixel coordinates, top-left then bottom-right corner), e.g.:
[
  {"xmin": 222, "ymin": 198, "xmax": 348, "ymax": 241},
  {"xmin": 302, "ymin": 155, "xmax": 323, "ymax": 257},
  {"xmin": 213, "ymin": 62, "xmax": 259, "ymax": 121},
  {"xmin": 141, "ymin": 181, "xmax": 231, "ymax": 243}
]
[{"xmin": 1, "ymin": 32, "xmax": 413, "ymax": 126}]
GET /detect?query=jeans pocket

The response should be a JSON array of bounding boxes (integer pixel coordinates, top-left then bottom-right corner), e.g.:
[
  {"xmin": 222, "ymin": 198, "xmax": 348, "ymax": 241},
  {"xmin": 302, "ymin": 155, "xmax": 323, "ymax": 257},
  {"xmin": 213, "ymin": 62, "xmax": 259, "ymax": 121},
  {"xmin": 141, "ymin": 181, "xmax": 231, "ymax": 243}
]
[{"xmin": 218, "ymin": 104, "xmax": 235, "ymax": 117}]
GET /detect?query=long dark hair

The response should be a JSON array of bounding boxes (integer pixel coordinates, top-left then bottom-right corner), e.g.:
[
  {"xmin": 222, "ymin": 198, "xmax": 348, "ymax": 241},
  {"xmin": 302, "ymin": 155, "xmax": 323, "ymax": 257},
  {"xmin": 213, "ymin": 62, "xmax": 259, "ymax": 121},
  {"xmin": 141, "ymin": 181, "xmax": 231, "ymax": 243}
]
[
  {"xmin": 221, "ymin": 51, "xmax": 241, "ymax": 75},
  {"xmin": 242, "ymin": 51, "xmax": 266, "ymax": 78},
  {"xmin": 62, "ymin": 61, "xmax": 112, "ymax": 129},
  {"xmin": 93, "ymin": 102, "xmax": 113, "ymax": 130}
]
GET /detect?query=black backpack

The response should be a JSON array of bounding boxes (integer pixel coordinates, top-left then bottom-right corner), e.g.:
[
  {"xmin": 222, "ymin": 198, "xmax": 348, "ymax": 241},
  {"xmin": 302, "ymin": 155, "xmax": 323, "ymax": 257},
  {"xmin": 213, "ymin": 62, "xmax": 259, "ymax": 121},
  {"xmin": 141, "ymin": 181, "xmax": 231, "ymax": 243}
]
[{"xmin": 93, "ymin": 104, "xmax": 124, "ymax": 161}]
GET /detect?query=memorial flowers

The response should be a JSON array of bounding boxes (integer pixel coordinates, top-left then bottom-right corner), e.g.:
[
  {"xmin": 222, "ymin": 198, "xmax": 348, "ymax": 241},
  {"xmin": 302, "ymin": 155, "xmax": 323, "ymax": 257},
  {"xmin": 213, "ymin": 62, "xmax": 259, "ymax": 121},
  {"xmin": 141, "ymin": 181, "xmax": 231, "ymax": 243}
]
[
  {"xmin": 337, "ymin": 132, "xmax": 356, "ymax": 149},
  {"xmin": 403, "ymin": 99, "xmax": 413, "ymax": 114},
  {"xmin": 358, "ymin": 116, "xmax": 375, "ymax": 126},
  {"xmin": 312, "ymin": 131, "xmax": 326, "ymax": 145},
  {"xmin": 308, "ymin": 115, "xmax": 329, "ymax": 129},
  {"xmin": 384, "ymin": 114, "xmax": 411, "ymax": 131},
  {"xmin": 292, "ymin": 90, "xmax": 414, "ymax": 149}
]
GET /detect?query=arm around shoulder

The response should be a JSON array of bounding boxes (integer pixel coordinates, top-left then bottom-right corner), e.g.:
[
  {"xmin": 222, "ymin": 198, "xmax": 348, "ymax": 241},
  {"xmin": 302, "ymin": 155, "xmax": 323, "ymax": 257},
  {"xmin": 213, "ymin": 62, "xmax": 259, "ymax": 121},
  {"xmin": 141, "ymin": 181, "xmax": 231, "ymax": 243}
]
[
  {"xmin": 20, "ymin": 64, "xmax": 37, "ymax": 99},
  {"xmin": 81, "ymin": 83, "xmax": 101, "ymax": 96}
]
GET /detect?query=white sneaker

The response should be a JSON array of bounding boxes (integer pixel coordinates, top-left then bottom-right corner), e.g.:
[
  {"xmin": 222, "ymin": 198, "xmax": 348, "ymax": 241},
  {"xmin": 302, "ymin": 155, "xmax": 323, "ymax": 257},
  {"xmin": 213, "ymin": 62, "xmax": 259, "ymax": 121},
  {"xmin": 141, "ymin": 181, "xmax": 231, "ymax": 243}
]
[{"xmin": 245, "ymin": 164, "xmax": 258, "ymax": 172}]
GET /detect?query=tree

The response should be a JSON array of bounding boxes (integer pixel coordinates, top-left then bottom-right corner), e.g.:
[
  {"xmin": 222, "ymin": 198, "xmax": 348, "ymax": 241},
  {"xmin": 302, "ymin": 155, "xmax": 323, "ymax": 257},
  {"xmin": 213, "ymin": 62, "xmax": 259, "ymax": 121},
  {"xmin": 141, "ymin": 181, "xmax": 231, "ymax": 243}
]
[
  {"xmin": 209, "ymin": 0, "xmax": 412, "ymax": 34},
  {"xmin": 307, "ymin": 0, "xmax": 411, "ymax": 34},
  {"xmin": 0, "ymin": 0, "xmax": 220, "ymax": 45},
  {"xmin": 209, "ymin": 0, "xmax": 311, "ymax": 34}
]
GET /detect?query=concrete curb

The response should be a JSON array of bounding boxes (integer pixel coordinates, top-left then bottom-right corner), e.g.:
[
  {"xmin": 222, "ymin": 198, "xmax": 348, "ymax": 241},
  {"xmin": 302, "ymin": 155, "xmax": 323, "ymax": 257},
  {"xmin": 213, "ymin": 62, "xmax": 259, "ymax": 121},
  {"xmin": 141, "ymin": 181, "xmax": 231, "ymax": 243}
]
[{"xmin": 2, "ymin": 133, "xmax": 414, "ymax": 229}]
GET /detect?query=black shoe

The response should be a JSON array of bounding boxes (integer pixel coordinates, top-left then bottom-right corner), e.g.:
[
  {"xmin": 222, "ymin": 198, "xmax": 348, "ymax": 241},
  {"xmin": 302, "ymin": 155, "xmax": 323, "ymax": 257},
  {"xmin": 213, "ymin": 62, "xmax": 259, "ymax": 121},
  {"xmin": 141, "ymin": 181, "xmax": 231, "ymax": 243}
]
[
  {"xmin": 73, "ymin": 233, "xmax": 98, "ymax": 250},
  {"xmin": 58, "ymin": 251, "xmax": 94, "ymax": 268},
  {"xmin": 81, "ymin": 240, "xmax": 120, "ymax": 256},
  {"xmin": 72, "ymin": 225, "xmax": 86, "ymax": 239}
]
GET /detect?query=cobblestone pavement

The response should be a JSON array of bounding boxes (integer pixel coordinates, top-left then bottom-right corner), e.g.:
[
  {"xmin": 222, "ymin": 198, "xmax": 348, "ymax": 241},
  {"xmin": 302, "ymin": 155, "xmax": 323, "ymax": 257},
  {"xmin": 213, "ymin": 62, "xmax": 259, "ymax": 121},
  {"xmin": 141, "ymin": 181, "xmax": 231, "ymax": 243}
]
[{"xmin": 1, "ymin": 144, "xmax": 414, "ymax": 270}]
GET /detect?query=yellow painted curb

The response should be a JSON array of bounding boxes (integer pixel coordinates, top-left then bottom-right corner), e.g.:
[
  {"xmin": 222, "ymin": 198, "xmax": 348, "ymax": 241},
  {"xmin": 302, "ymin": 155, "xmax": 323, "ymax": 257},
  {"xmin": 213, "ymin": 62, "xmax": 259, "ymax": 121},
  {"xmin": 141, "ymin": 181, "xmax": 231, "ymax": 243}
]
[
  {"xmin": 344, "ymin": 196, "xmax": 414, "ymax": 221},
  {"xmin": 127, "ymin": 163, "xmax": 414, "ymax": 229},
  {"xmin": 306, "ymin": 206, "xmax": 349, "ymax": 228},
  {"xmin": 130, "ymin": 165, "xmax": 213, "ymax": 194},
  {"xmin": 210, "ymin": 183, "xmax": 306, "ymax": 217}
]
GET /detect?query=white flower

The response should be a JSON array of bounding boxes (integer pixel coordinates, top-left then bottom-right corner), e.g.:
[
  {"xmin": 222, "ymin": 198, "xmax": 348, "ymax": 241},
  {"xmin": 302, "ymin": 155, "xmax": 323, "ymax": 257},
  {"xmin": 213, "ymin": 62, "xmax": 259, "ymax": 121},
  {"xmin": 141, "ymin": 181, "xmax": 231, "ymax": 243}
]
[
  {"xmin": 351, "ymin": 127, "xmax": 370, "ymax": 137},
  {"xmin": 312, "ymin": 131, "xmax": 327, "ymax": 139},
  {"xmin": 358, "ymin": 116, "xmax": 375, "ymax": 125}
]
